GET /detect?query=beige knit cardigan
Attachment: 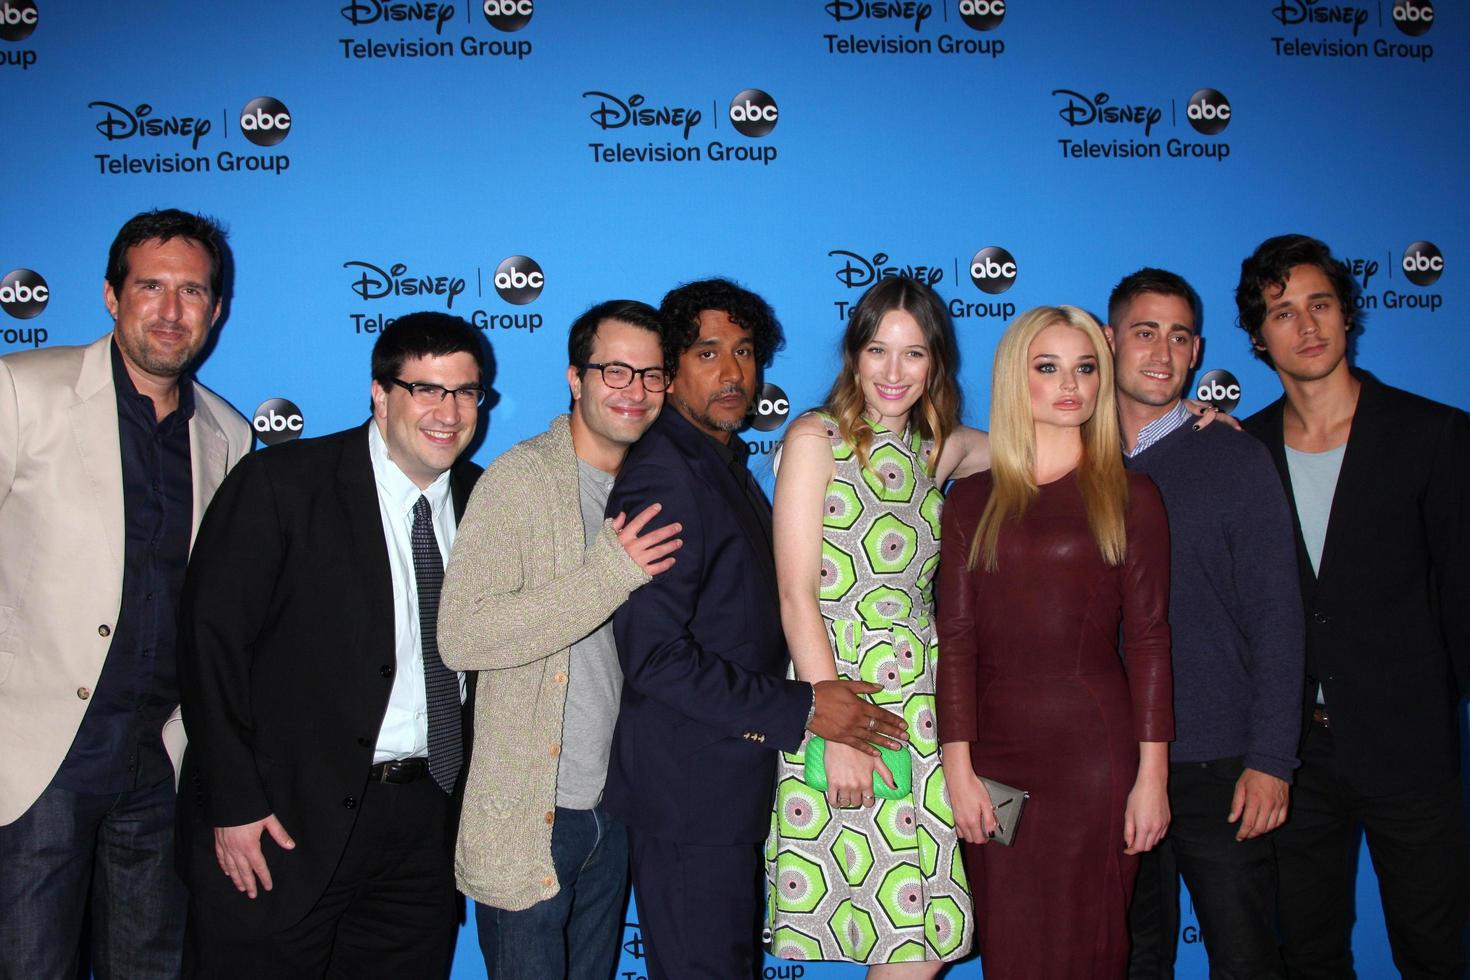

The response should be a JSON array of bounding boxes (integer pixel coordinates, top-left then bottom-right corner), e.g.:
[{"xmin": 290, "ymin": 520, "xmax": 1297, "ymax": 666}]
[{"xmin": 438, "ymin": 414, "xmax": 649, "ymax": 910}]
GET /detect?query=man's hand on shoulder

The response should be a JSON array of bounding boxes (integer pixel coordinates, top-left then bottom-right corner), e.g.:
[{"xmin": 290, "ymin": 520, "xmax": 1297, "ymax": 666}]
[
  {"xmin": 1229, "ymin": 767, "xmax": 1289, "ymax": 841},
  {"xmin": 611, "ymin": 502, "xmax": 682, "ymax": 577},
  {"xmin": 214, "ymin": 814, "xmax": 295, "ymax": 899},
  {"xmin": 808, "ymin": 680, "xmax": 908, "ymax": 755}
]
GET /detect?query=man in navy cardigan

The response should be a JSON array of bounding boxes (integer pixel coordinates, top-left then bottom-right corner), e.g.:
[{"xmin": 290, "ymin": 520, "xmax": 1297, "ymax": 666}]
[
  {"xmin": 1105, "ymin": 268, "xmax": 1304, "ymax": 980},
  {"xmin": 604, "ymin": 278, "xmax": 906, "ymax": 979}
]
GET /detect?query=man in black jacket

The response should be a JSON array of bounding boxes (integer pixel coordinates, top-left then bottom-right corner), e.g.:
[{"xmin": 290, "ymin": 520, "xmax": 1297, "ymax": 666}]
[
  {"xmin": 1237, "ymin": 235, "xmax": 1469, "ymax": 979},
  {"xmin": 176, "ymin": 312, "xmax": 487, "ymax": 978}
]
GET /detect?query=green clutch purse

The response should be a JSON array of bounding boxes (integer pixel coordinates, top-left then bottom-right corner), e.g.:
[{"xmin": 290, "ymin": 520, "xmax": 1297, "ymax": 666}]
[{"xmin": 803, "ymin": 736, "xmax": 912, "ymax": 801}]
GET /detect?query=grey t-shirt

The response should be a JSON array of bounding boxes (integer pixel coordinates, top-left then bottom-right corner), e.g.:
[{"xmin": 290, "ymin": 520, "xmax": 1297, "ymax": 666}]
[
  {"xmin": 555, "ymin": 458, "xmax": 624, "ymax": 809},
  {"xmin": 1285, "ymin": 442, "xmax": 1346, "ymax": 576},
  {"xmin": 1286, "ymin": 442, "xmax": 1346, "ymax": 705}
]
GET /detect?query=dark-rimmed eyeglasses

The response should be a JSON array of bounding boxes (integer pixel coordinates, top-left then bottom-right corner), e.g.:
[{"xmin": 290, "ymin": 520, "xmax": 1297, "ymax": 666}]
[
  {"xmin": 388, "ymin": 378, "xmax": 487, "ymax": 407},
  {"xmin": 583, "ymin": 361, "xmax": 669, "ymax": 393}
]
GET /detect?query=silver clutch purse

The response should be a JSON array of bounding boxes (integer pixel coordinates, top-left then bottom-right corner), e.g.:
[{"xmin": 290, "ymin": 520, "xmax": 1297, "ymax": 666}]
[{"xmin": 980, "ymin": 776, "xmax": 1029, "ymax": 846}]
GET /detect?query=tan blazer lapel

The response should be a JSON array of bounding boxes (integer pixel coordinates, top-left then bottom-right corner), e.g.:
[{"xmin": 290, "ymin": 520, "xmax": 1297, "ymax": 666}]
[
  {"xmin": 68, "ymin": 335, "xmax": 124, "ymax": 576},
  {"xmin": 188, "ymin": 394, "xmax": 231, "ymax": 548}
]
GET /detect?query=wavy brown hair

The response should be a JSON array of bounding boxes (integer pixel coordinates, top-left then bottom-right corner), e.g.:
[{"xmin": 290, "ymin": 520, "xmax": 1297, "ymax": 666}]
[{"xmin": 822, "ymin": 277, "xmax": 960, "ymax": 476}]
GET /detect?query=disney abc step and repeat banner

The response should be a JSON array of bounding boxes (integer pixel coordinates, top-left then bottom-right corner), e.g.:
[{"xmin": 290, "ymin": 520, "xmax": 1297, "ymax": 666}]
[{"xmin": 3, "ymin": 1, "xmax": 1465, "ymax": 976}]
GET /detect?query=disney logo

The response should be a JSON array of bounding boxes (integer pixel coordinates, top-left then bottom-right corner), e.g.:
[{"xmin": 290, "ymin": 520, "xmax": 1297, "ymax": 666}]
[
  {"xmin": 1271, "ymin": 0, "xmax": 1369, "ymax": 35},
  {"xmin": 824, "ymin": 0, "xmax": 932, "ymax": 32},
  {"xmin": 829, "ymin": 250, "xmax": 944, "ymax": 289},
  {"xmin": 88, "ymin": 101, "xmax": 212, "ymax": 150},
  {"xmin": 343, "ymin": 261, "xmax": 467, "ymax": 309},
  {"xmin": 1050, "ymin": 90, "xmax": 1162, "ymax": 137},
  {"xmin": 340, "ymin": 0, "xmax": 456, "ymax": 34},
  {"xmin": 581, "ymin": 91, "xmax": 703, "ymax": 140}
]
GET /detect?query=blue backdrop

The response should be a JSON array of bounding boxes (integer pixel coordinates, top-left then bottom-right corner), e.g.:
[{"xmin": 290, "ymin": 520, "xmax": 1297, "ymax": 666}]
[{"xmin": 2, "ymin": 1, "xmax": 1464, "ymax": 976}]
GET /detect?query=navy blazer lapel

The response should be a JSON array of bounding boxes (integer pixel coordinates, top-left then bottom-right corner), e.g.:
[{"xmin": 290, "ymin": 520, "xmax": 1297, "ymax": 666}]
[
  {"xmin": 339, "ymin": 423, "xmax": 396, "ymax": 652},
  {"xmin": 659, "ymin": 410, "xmax": 779, "ymax": 592}
]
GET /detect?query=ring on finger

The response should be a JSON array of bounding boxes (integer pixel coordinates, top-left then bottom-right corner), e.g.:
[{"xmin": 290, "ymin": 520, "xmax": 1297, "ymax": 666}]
[{"xmin": 866, "ymin": 717, "xmax": 876, "ymax": 732}]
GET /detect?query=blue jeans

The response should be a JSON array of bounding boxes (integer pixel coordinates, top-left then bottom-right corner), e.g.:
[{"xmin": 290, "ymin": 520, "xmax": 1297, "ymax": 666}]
[
  {"xmin": 0, "ymin": 775, "xmax": 187, "ymax": 979},
  {"xmin": 476, "ymin": 805, "xmax": 628, "ymax": 980}
]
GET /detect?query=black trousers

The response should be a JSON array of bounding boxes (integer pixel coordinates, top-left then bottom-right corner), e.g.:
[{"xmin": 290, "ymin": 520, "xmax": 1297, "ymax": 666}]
[
  {"xmin": 1128, "ymin": 756, "xmax": 1284, "ymax": 980},
  {"xmin": 1275, "ymin": 721, "xmax": 1469, "ymax": 980},
  {"xmin": 626, "ymin": 829, "xmax": 764, "ymax": 980},
  {"xmin": 184, "ymin": 777, "xmax": 458, "ymax": 980}
]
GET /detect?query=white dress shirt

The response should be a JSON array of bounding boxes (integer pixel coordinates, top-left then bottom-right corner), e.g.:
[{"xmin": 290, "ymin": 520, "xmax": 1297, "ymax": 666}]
[{"xmin": 367, "ymin": 421, "xmax": 464, "ymax": 764}]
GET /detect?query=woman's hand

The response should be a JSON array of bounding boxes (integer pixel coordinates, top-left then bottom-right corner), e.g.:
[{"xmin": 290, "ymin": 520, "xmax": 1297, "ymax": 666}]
[
  {"xmin": 946, "ymin": 767, "xmax": 998, "ymax": 844},
  {"xmin": 824, "ymin": 740, "xmax": 886, "ymax": 809},
  {"xmin": 1123, "ymin": 768, "xmax": 1170, "ymax": 855}
]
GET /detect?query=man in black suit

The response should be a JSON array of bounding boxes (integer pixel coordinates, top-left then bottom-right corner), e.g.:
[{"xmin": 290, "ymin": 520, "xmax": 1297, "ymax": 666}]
[
  {"xmin": 1236, "ymin": 235, "xmax": 1469, "ymax": 979},
  {"xmin": 176, "ymin": 312, "xmax": 487, "ymax": 978},
  {"xmin": 604, "ymin": 278, "xmax": 907, "ymax": 979}
]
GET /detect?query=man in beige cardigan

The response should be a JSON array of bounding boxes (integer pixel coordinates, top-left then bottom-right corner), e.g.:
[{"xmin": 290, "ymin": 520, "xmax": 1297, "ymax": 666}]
[{"xmin": 439, "ymin": 299, "xmax": 682, "ymax": 980}]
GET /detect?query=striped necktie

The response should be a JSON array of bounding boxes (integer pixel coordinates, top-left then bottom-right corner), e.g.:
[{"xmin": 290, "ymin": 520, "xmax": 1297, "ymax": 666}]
[{"xmin": 412, "ymin": 494, "xmax": 462, "ymax": 793}]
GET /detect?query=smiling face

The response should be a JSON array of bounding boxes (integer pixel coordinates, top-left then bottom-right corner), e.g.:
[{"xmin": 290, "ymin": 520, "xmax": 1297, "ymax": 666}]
[
  {"xmin": 1254, "ymin": 263, "xmax": 1352, "ymax": 384},
  {"xmin": 371, "ymin": 351, "xmax": 480, "ymax": 489},
  {"xmin": 569, "ymin": 318, "xmax": 665, "ymax": 460},
  {"xmin": 1027, "ymin": 322, "xmax": 1101, "ymax": 432},
  {"xmin": 856, "ymin": 308, "xmax": 930, "ymax": 431},
  {"xmin": 665, "ymin": 309, "xmax": 757, "ymax": 441},
  {"xmin": 1107, "ymin": 291, "xmax": 1199, "ymax": 410},
  {"xmin": 103, "ymin": 237, "xmax": 220, "ymax": 386}
]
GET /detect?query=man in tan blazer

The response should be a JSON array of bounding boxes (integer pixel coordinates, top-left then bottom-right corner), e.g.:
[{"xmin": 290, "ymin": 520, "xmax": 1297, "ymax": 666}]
[{"xmin": 0, "ymin": 208, "xmax": 252, "ymax": 979}]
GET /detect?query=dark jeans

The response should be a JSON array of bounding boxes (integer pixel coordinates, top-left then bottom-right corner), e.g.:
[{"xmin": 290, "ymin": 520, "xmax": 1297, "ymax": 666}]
[
  {"xmin": 476, "ymin": 804, "xmax": 628, "ymax": 980},
  {"xmin": 626, "ymin": 829, "xmax": 764, "ymax": 980},
  {"xmin": 1128, "ymin": 756, "xmax": 1283, "ymax": 980},
  {"xmin": 0, "ymin": 775, "xmax": 187, "ymax": 980},
  {"xmin": 1276, "ymin": 721, "xmax": 1469, "ymax": 980},
  {"xmin": 184, "ymin": 776, "xmax": 457, "ymax": 980}
]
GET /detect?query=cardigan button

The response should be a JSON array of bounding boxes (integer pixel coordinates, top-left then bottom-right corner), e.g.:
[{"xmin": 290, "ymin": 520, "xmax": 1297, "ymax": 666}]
[
  {"xmin": 542, "ymin": 875, "xmax": 555, "ymax": 888},
  {"xmin": 544, "ymin": 810, "xmax": 555, "ymax": 825},
  {"xmin": 553, "ymin": 671, "xmax": 567, "ymax": 685},
  {"xmin": 549, "ymin": 743, "xmax": 561, "ymax": 758}
]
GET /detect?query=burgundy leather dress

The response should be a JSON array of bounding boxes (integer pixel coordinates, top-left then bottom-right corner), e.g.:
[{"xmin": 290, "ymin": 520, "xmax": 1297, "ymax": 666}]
[{"xmin": 936, "ymin": 470, "xmax": 1173, "ymax": 979}]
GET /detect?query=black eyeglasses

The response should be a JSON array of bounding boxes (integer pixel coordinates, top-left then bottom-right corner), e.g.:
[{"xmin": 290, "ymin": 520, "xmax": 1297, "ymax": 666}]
[
  {"xmin": 388, "ymin": 378, "xmax": 487, "ymax": 407},
  {"xmin": 583, "ymin": 362, "xmax": 669, "ymax": 393}
]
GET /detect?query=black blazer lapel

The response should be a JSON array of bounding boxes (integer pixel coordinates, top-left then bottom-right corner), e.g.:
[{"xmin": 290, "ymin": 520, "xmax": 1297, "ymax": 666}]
[
  {"xmin": 338, "ymin": 423, "xmax": 396, "ymax": 663},
  {"xmin": 1253, "ymin": 396, "xmax": 1320, "ymax": 607},
  {"xmin": 1311, "ymin": 371, "xmax": 1384, "ymax": 599}
]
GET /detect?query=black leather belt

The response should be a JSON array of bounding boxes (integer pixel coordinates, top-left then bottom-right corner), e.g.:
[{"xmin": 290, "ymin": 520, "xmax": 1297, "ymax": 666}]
[{"xmin": 369, "ymin": 758, "xmax": 429, "ymax": 783}]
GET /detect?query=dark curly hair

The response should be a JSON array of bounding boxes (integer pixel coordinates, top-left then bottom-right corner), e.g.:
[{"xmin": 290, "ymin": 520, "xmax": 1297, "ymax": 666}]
[
  {"xmin": 658, "ymin": 277, "xmax": 784, "ymax": 372},
  {"xmin": 106, "ymin": 208, "xmax": 228, "ymax": 299},
  {"xmin": 1235, "ymin": 234, "xmax": 1359, "ymax": 367}
]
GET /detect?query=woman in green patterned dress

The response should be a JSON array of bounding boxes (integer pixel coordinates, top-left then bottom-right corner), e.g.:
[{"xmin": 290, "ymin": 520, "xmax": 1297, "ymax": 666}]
[{"xmin": 765, "ymin": 277, "xmax": 991, "ymax": 976}]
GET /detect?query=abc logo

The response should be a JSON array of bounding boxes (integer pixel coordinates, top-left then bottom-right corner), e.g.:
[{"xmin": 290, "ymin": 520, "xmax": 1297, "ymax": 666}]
[
  {"xmin": 1194, "ymin": 369, "xmax": 1241, "ymax": 414},
  {"xmin": 1393, "ymin": 0, "xmax": 1433, "ymax": 35},
  {"xmin": 969, "ymin": 246, "xmax": 1017, "ymax": 295},
  {"xmin": 729, "ymin": 89, "xmax": 779, "ymax": 138},
  {"xmin": 958, "ymin": 0, "xmax": 1005, "ymax": 31},
  {"xmin": 0, "ymin": 0, "xmax": 38, "ymax": 43},
  {"xmin": 493, "ymin": 255, "xmax": 545, "ymax": 305},
  {"xmin": 0, "ymin": 269, "xmax": 49, "ymax": 319},
  {"xmin": 1186, "ymin": 88, "xmax": 1231, "ymax": 136},
  {"xmin": 749, "ymin": 382, "xmax": 791, "ymax": 432},
  {"xmin": 483, "ymin": 0, "xmax": 533, "ymax": 31},
  {"xmin": 1401, "ymin": 241, "xmax": 1443, "ymax": 287},
  {"xmin": 252, "ymin": 398, "xmax": 305, "ymax": 446},
  {"xmin": 240, "ymin": 96, "xmax": 292, "ymax": 147}
]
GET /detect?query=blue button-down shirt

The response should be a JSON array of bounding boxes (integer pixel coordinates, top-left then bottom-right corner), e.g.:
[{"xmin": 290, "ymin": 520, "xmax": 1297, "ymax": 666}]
[{"xmin": 55, "ymin": 341, "xmax": 194, "ymax": 793}]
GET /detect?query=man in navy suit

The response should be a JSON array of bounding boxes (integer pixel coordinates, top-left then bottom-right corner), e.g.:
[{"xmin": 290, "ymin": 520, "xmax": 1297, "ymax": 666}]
[{"xmin": 604, "ymin": 278, "xmax": 907, "ymax": 979}]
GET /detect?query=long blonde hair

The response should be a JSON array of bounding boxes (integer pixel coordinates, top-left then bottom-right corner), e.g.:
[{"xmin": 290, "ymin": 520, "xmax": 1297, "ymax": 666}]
[
  {"xmin": 967, "ymin": 305, "xmax": 1128, "ymax": 571},
  {"xmin": 824, "ymin": 277, "xmax": 960, "ymax": 475}
]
